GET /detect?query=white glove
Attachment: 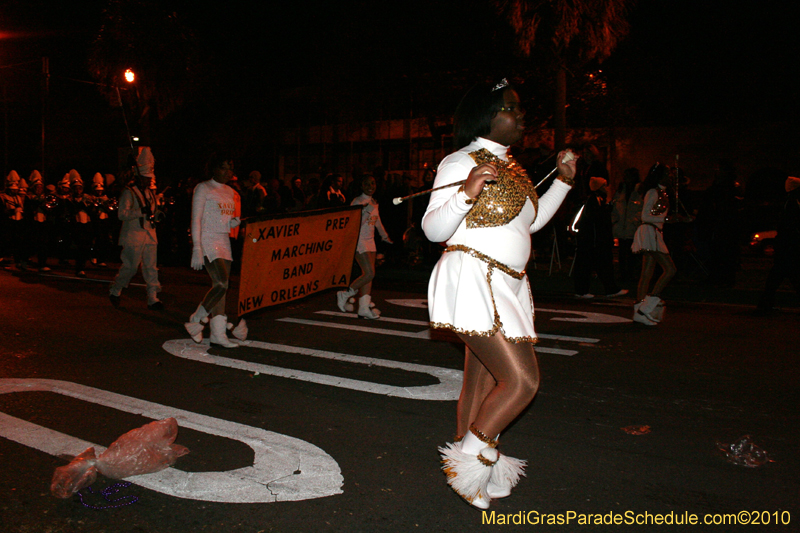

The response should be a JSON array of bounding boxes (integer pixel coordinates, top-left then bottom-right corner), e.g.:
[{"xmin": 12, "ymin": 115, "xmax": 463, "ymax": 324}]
[
  {"xmin": 191, "ymin": 247, "xmax": 204, "ymax": 270},
  {"xmin": 229, "ymin": 217, "xmax": 241, "ymax": 228}
]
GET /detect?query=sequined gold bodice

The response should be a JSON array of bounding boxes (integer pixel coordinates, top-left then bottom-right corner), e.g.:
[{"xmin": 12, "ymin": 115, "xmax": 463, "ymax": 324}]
[
  {"xmin": 650, "ymin": 187, "xmax": 670, "ymax": 216},
  {"xmin": 465, "ymin": 149, "xmax": 538, "ymax": 228}
]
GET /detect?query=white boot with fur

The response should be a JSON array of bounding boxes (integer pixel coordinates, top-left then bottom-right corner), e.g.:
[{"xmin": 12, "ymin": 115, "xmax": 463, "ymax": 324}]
[
  {"xmin": 357, "ymin": 294, "xmax": 380, "ymax": 319},
  {"xmin": 650, "ymin": 299, "xmax": 665, "ymax": 322},
  {"xmin": 485, "ymin": 452, "xmax": 527, "ymax": 499},
  {"xmin": 633, "ymin": 301, "xmax": 657, "ymax": 326},
  {"xmin": 337, "ymin": 287, "xmax": 356, "ymax": 312},
  {"xmin": 229, "ymin": 319, "xmax": 248, "ymax": 341},
  {"xmin": 209, "ymin": 315, "xmax": 238, "ymax": 348},
  {"xmin": 439, "ymin": 431, "xmax": 497, "ymax": 509},
  {"xmin": 184, "ymin": 304, "xmax": 209, "ymax": 343},
  {"xmin": 638, "ymin": 295, "xmax": 662, "ymax": 323}
]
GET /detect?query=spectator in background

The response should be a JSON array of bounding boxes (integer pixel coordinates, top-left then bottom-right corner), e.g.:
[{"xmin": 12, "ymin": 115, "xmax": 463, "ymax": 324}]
[
  {"xmin": 241, "ymin": 171, "xmax": 267, "ymax": 217},
  {"xmin": 756, "ymin": 176, "xmax": 800, "ymax": 314},
  {"xmin": 317, "ymin": 174, "xmax": 346, "ymax": 208},
  {"xmin": 707, "ymin": 160, "xmax": 743, "ymax": 288},
  {"xmin": 572, "ymin": 176, "xmax": 627, "ymax": 298},
  {"xmin": 611, "ymin": 167, "xmax": 643, "ymax": 281},
  {"xmin": 289, "ymin": 176, "xmax": 306, "ymax": 211}
]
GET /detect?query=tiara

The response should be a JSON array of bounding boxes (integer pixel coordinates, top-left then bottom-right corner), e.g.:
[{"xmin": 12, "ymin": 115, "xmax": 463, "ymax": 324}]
[{"xmin": 491, "ymin": 78, "xmax": 509, "ymax": 92}]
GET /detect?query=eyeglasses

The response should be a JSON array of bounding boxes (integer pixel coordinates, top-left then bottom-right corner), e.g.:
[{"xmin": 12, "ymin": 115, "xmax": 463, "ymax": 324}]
[{"xmin": 499, "ymin": 104, "xmax": 524, "ymax": 114}]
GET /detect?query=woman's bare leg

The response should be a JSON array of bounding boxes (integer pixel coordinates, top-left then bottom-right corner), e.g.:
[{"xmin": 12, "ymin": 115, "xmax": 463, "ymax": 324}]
[
  {"xmin": 637, "ymin": 253, "xmax": 657, "ymax": 301},
  {"xmin": 202, "ymin": 258, "xmax": 231, "ymax": 315},
  {"xmin": 351, "ymin": 251, "xmax": 376, "ymax": 296},
  {"xmin": 651, "ymin": 252, "xmax": 677, "ymax": 296}
]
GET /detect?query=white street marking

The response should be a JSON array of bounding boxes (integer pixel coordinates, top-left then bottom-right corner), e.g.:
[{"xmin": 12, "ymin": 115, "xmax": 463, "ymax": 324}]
[
  {"xmin": 277, "ymin": 317, "xmax": 579, "ymax": 356},
  {"xmin": 0, "ymin": 379, "xmax": 342, "ymax": 503},
  {"xmin": 537, "ymin": 308, "xmax": 632, "ymax": 324},
  {"xmin": 385, "ymin": 298, "xmax": 632, "ymax": 324},
  {"xmin": 162, "ymin": 339, "xmax": 462, "ymax": 401},
  {"xmin": 315, "ymin": 311, "xmax": 600, "ymax": 343},
  {"xmin": 385, "ymin": 298, "xmax": 429, "ymax": 309},
  {"xmin": 37, "ymin": 272, "xmax": 146, "ymax": 286}
]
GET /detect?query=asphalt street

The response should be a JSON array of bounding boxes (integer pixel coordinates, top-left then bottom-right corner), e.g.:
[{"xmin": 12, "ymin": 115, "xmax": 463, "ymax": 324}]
[{"xmin": 0, "ymin": 260, "xmax": 798, "ymax": 533}]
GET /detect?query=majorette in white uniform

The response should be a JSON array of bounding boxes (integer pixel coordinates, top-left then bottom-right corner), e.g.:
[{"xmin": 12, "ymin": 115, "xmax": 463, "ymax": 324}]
[
  {"xmin": 351, "ymin": 192, "xmax": 390, "ymax": 253},
  {"xmin": 191, "ymin": 179, "xmax": 237, "ymax": 262},
  {"xmin": 422, "ymin": 137, "xmax": 573, "ymax": 343},
  {"xmin": 631, "ymin": 185, "xmax": 669, "ymax": 254}
]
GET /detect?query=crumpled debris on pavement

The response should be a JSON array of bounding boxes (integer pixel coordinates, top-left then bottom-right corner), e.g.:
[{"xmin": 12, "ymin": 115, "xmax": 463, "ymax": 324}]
[
  {"xmin": 51, "ymin": 418, "xmax": 189, "ymax": 498},
  {"xmin": 717, "ymin": 435, "xmax": 772, "ymax": 467},
  {"xmin": 621, "ymin": 425, "xmax": 651, "ymax": 435}
]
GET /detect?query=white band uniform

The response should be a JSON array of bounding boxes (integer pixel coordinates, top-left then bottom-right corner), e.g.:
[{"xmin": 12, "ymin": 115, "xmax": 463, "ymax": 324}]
[
  {"xmin": 631, "ymin": 186, "xmax": 669, "ymax": 255},
  {"xmin": 422, "ymin": 137, "xmax": 572, "ymax": 343},
  {"xmin": 191, "ymin": 179, "xmax": 237, "ymax": 262}
]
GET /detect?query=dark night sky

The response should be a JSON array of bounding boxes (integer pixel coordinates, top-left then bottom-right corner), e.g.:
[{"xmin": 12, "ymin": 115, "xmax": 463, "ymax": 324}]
[{"xmin": 1, "ymin": 0, "xmax": 797, "ymax": 175}]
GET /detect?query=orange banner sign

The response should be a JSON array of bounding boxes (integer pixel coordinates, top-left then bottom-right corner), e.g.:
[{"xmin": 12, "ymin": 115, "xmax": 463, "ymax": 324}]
[{"xmin": 238, "ymin": 206, "xmax": 361, "ymax": 314}]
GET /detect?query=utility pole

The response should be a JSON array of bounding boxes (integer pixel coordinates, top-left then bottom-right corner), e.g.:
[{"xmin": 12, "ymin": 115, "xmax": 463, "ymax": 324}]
[{"xmin": 41, "ymin": 57, "xmax": 49, "ymax": 179}]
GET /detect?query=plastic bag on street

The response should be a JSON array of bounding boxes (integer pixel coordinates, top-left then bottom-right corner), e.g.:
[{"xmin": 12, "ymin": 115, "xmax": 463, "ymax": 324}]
[
  {"xmin": 50, "ymin": 418, "xmax": 189, "ymax": 498},
  {"xmin": 50, "ymin": 448, "xmax": 99, "ymax": 499},
  {"xmin": 717, "ymin": 435, "xmax": 771, "ymax": 467}
]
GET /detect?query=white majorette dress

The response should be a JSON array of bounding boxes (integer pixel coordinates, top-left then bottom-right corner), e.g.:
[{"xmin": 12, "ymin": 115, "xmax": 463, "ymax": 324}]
[
  {"xmin": 351, "ymin": 193, "xmax": 390, "ymax": 253},
  {"xmin": 191, "ymin": 179, "xmax": 237, "ymax": 262},
  {"xmin": 631, "ymin": 185, "xmax": 669, "ymax": 255},
  {"xmin": 422, "ymin": 137, "xmax": 572, "ymax": 343}
]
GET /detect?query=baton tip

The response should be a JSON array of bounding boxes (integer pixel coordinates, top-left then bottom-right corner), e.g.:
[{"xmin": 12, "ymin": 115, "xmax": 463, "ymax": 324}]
[{"xmin": 392, "ymin": 198, "xmax": 403, "ymax": 205}]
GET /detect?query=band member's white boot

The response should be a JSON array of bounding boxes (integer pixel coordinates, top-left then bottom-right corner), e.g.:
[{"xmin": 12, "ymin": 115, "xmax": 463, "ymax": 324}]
[
  {"xmin": 357, "ymin": 295, "xmax": 380, "ymax": 319},
  {"xmin": 184, "ymin": 305, "xmax": 209, "ymax": 343},
  {"xmin": 486, "ymin": 452, "xmax": 527, "ymax": 499},
  {"xmin": 337, "ymin": 287, "xmax": 357, "ymax": 312},
  {"xmin": 633, "ymin": 301, "xmax": 657, "ymax": 326},
  {"xmin": 209, "ymin": 315, "xmax": 238, "ymax": 348},
  {"xmin": 638, "ymin": 295, "xmax": 662, "ymax": 323},
  {"xmin": 439, "ymin": 430, "xmax": 497, "ymax": 509},
  {"xmin": 650, "ymin": 299, "xmax": 665, "ymax": 322},
  {"xmin": 229, "ymin": 319, "xmax": 248, "ymax": 341}
]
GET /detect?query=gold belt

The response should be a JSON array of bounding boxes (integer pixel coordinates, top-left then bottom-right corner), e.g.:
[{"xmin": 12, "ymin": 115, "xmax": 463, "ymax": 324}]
[{"xmin": 444, "ymin": 245, "xmax": 525, "ymax": 279}]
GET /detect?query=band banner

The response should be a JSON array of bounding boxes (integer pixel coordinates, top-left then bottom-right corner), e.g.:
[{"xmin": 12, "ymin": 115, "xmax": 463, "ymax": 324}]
[{"xmin": 238, "ymin": 206, "xmax": 361, "ymax": 315}]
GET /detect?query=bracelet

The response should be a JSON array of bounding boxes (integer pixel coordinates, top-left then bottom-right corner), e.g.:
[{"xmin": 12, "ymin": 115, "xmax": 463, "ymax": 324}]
[
  {"xmin": 556, "ymin": 174, "xmax": 575, "ymax": 187},
  {"xmin": 457, "ymin": 185, "xmax": 477, "ymax": 205}
]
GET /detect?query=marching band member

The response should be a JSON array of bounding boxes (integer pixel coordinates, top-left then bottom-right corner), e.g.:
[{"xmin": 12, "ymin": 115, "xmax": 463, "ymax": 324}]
[
  {"xmin": 109, "ymin": 165, "xmax": 163, "ymax": 310},
  {"xmin": 631, "ymin": 163, "xmax": 677, "ymax": 325},
  {"xmin": 336, "ymin": 174, "xmax": 393, "ymax": 319},
  {"xmin": 66, "ymin": 170, "xmax": 92, "ymax": 277},
  {"xmin": 184, "ymin": 153, "xmax": 246, "ymax": 347},
  {"xmin": 1, "ymin": 171, "xmax": 29, "ymax": 270},
  {"xmin": 422, "ymin": 80, "xmax": 576, "ymax": 509},
  {"xmin": 25, "ymin": 170, "xmax": 54, "ymax": 272},
  {"xmin": 90, "ymin": 173, "xmax": 115, "ymax": 268}
]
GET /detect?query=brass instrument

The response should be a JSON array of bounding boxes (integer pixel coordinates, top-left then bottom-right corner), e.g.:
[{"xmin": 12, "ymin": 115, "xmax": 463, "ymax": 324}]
[
  {"xmin": 43, "ymin": 194, "xmax": 59, "ymax": 211},
  {"xmin": 148, "ymin": 208, "xmax": 166, "ymax": 224}
]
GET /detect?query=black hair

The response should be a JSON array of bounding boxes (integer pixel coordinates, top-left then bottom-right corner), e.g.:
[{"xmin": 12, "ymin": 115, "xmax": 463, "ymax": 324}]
[
  {"xmin": 205, "ymin": 152, "xmax": 234, "ymax": 178},
  {"xmin": 639, "ymin": 162, "xmax": 667, "ymax": 195},
  {"xmin": 453, "ymin": 81, "xmax": 511, "ymax": 150}
]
